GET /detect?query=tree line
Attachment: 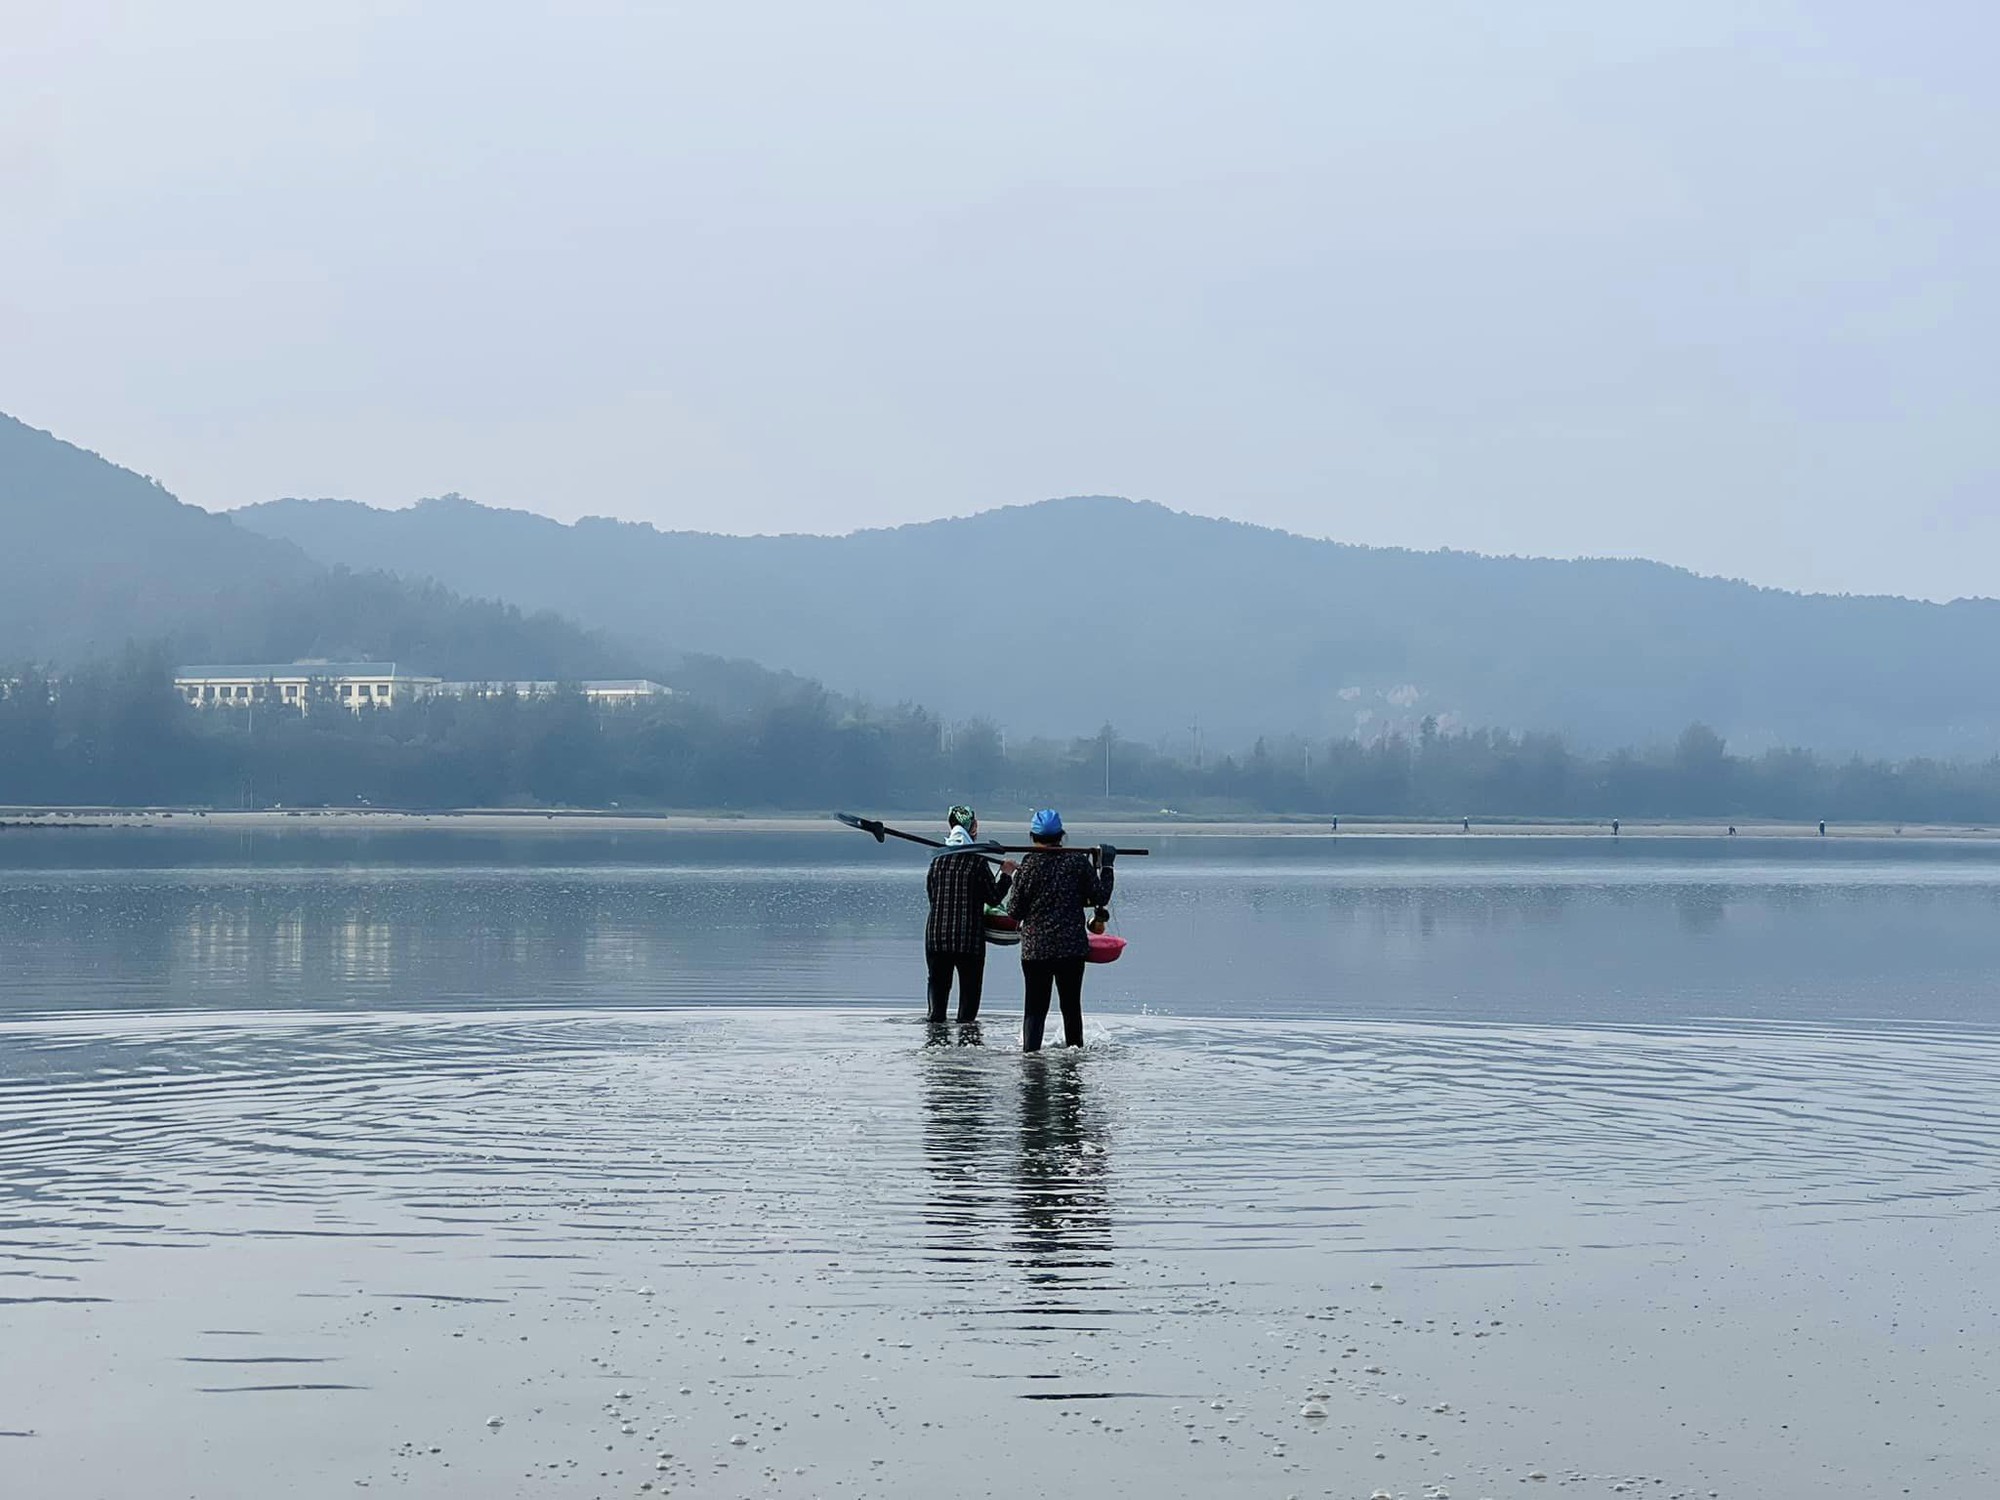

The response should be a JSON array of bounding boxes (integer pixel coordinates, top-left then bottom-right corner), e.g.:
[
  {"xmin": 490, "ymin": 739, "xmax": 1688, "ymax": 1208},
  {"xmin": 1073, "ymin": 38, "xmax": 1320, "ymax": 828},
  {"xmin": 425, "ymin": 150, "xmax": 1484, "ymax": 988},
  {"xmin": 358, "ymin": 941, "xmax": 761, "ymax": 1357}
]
[{"xmin": 6, "ymin": 651, "xmax": 2000, "ymax": 823}]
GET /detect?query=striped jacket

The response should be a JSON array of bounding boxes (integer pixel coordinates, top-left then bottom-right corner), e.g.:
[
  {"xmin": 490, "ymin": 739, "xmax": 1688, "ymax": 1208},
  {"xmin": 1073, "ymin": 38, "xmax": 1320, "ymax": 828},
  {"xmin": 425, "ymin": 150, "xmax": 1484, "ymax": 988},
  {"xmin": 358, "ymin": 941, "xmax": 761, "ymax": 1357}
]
[{"xmin": 925, "ymin": 850, "xmax": 1012, "ymax": 956}]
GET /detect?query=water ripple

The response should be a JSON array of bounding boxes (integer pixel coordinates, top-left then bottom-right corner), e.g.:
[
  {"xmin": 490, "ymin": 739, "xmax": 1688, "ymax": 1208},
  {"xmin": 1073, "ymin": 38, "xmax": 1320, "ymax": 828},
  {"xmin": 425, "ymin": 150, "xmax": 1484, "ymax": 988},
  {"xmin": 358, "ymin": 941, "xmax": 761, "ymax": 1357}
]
[{"xmin": 2, "ymin": 1010, "xmax": 1996, "ymax": 1270}]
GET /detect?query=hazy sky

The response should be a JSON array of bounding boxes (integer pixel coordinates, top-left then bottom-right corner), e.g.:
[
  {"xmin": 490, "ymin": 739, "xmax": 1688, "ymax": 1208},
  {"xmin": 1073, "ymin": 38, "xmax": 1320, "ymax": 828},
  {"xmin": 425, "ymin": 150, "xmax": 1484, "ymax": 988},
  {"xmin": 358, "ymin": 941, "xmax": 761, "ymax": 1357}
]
[{"xmin": 4, "ymin": 2, "xmax": 1994, "ymax": 599}]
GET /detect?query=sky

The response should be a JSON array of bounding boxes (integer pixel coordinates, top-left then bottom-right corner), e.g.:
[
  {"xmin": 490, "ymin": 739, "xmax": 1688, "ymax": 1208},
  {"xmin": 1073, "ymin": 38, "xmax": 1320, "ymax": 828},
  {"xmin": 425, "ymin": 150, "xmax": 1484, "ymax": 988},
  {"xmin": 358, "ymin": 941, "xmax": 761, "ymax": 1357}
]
[{"xmin": 3, "ymin": 1, "xmax": 1994, "ymax": 600}]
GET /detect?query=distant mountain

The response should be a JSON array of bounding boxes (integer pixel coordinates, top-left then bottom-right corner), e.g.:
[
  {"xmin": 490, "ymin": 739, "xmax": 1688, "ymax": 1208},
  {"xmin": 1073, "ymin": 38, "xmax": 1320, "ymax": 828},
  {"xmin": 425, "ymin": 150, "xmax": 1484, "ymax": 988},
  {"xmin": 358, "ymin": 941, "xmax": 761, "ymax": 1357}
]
[
  {"xmin": 235, "ymin": 491, "xmax": 2000, "ymax": 756},
  {"xmin": 0, "ymin": 414, "xmax": 646, "ymax": 685},
  {"xmin": 3, "ymin": 411, "xmax": 316, "ymax": 660}
]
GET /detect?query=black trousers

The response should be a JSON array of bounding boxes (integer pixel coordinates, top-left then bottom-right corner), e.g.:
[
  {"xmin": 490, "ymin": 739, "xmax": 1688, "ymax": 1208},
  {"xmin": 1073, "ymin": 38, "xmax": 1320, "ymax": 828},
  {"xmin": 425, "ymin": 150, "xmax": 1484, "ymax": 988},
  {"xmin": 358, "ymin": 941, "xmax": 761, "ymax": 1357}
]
[
  {"xmin": 1021, "ymin": 956, "xmax": 1086, "ymax": 1051},
  {"xmin": 926, "ymin": 947, "xmax": 986, "ymax": 1023}
]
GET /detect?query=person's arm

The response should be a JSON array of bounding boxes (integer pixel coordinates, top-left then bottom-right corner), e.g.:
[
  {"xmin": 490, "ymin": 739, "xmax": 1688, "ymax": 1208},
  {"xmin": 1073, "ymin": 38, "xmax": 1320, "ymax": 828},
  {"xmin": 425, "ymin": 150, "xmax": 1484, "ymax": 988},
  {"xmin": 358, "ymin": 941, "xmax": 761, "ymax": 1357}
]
[
  {"xmin": 1004, "ymin": 859, "xmax": 1032, "ymax": 918},
  {"xmin": 986, "ymin": 859, "xmax": 1014, "ymax": 906},
  {"xmin": 1086, "ymin": 851, "xmax": 1115, "ymax": 906}
]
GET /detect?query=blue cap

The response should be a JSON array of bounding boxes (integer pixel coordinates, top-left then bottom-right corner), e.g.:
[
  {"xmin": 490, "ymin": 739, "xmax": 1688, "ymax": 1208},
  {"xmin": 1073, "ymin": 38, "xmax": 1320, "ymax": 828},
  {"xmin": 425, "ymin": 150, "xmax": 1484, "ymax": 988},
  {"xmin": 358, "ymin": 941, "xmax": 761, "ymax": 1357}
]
[{"xmin": 1029, "ymin": 808, "xmax": 1064, "ymax": 838}]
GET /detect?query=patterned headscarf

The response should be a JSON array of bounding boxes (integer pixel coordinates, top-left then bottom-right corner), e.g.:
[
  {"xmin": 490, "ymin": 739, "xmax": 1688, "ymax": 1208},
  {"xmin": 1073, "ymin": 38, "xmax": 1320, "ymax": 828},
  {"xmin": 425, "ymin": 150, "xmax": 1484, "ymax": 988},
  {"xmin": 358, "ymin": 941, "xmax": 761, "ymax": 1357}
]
[{"xmin": 947, "ymin": 804, "xmax": 976, "ymax": 831}]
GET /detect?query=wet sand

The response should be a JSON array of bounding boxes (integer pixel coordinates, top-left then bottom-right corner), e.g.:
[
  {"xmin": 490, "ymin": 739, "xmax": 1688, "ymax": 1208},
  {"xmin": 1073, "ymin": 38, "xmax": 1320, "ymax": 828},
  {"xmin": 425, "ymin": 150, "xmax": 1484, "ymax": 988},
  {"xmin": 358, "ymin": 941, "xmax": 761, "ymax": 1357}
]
[{"xmin": 3, "ymin": 1007, "xmax": 1995, "ymax": 1498}]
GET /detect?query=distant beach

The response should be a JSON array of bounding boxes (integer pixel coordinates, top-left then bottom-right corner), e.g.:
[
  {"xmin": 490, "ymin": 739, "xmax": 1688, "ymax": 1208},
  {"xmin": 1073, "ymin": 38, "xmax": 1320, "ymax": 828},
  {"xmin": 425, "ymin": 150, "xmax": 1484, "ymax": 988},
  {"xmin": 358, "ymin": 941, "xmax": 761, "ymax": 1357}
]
[{"xmin": 3, "ymin": 806, "xmax": 1997, "ymax": 840}]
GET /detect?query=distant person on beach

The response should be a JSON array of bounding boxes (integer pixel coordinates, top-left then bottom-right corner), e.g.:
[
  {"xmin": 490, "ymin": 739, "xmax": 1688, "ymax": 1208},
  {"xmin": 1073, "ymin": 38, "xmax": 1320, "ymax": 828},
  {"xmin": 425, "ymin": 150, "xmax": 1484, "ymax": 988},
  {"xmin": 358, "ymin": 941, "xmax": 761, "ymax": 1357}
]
[
  {"xmin": 1005, "ymin": 809, "xmax": 1116, "ymax": 1051},
  {"xmin": 924, "ymin": 805, "xmax": 1014, "ymax": 1026}
]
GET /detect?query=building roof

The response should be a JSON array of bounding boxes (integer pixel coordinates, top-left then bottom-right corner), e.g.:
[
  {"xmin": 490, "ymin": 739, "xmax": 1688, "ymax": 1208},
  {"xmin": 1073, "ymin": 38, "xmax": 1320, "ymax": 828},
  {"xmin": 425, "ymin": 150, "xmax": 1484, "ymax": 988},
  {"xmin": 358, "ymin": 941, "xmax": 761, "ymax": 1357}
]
[{"xmin": 174, "ymin": 662, "xmax": 436, "ymax": 680}]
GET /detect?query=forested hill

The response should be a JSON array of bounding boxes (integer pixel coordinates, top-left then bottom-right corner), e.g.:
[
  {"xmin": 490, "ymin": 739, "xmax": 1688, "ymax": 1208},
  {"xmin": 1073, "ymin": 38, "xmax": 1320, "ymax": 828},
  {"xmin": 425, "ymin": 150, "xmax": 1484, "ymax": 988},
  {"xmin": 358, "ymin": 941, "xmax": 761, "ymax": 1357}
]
[
  {"xmin": 0, "ymin": 413, "xmax": 793, "ymax": 703},
  {"xmin": 3, "ymin": 411, "xmax": 313, "ymax": 659},
  {"xmin": 238, "ymin": 492, "xmax": 2000, "ymax": 757}
]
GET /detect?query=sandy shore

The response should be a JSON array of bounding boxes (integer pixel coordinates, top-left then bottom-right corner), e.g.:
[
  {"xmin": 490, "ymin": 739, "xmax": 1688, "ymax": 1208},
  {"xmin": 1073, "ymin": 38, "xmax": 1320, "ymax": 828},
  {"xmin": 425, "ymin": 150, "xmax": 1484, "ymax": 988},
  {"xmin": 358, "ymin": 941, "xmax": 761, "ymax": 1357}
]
[
  {"xmin": 7, "ymin": 1006, "xmax": 1996, "ymax": 1498},
  {"xmin": 2, "ymin": 805, "xmax": 1996, "ymax": 840}
]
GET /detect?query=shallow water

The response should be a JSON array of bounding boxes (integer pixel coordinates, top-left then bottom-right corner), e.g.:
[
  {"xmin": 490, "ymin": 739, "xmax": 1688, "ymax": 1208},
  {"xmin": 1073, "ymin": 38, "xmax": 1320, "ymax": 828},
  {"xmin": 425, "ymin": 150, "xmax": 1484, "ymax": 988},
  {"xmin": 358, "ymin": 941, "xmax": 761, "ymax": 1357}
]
[{"xmin": 1, "ymin": 831, "xmax": 1997, "ymax": 1497}]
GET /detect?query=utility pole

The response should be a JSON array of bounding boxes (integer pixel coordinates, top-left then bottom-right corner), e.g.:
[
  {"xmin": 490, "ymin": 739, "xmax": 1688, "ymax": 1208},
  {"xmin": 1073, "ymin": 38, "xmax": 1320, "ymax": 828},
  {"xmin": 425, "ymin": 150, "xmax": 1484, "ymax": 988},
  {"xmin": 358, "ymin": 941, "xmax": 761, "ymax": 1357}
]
[{"xmin": 1104, "ymin": 732, "xmax": 1112, "ymax": 801}]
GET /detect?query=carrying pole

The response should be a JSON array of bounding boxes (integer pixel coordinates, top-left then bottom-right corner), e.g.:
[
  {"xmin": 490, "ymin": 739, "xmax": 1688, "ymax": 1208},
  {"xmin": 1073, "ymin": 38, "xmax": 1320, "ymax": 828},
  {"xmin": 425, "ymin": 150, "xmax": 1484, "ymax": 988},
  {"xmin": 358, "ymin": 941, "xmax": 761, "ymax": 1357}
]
[{"xmin": 834, "ymin": 812, "xmax": 1148, "ymax": 858}]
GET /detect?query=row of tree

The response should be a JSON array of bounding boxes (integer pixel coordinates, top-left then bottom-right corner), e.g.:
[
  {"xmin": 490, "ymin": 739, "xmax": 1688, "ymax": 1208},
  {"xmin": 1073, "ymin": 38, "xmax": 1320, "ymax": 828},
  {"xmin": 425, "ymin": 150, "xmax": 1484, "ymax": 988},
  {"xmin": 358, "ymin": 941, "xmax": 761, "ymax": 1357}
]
[{"xmin": 6, "ymin": 652, "xmax": 2000, "ymax": 823}]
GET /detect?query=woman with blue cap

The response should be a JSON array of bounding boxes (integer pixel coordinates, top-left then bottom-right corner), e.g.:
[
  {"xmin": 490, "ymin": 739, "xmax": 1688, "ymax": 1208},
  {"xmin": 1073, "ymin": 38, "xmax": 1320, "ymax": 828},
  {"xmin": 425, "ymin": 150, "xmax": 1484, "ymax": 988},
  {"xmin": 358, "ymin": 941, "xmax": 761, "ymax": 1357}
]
[{"xmin": 1004, "ymin": 808, "xmax": 1117, "ymax": 1050}]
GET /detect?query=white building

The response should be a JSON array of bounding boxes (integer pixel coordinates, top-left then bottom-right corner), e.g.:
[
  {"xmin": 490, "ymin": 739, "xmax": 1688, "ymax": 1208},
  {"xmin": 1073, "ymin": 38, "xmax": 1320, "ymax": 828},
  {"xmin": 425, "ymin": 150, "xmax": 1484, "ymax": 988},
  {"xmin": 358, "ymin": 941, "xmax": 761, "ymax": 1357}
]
[
  {"xmin": 577, "ymin": 679, "xmax": 672, "ymax": 705},
  {"xmin": 174, "ymin": 662, "xmax": 442, "ymax": 710},
  {"xmin": 175, "ymin": 664, "xmax": 672, "ymax": 711},
  {"xmin": 439, "ymin": 679, "xmax": 673, "ymax": 704}
]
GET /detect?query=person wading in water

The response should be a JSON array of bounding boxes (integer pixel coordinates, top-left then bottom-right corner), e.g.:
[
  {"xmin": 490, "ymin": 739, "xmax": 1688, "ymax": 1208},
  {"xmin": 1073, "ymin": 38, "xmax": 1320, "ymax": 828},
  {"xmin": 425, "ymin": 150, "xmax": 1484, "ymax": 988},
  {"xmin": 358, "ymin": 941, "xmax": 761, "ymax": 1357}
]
[
  {"xmin": 924, "ymin": 806, "xmax": 1015, "ymax": 1026},
  {"xmin": 1005, "ymin": 808, "xmax": 1116, "ymax": 1051}
]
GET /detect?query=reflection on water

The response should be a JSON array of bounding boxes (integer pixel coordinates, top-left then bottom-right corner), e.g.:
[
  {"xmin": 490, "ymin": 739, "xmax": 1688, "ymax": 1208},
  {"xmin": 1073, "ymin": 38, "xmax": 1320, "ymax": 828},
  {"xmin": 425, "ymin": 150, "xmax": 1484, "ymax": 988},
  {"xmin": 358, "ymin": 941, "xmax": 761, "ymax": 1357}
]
[
  {"xmin": 918, "ymin": 1045, "xmax": 1115, "ymax": 1315},
  {"xmin": 8, "ymin": 1004, "xmax": 1993, "ymax": 1263},
  {"xmin": 7, "ymin": 834, "xmax": 2000, "ymax": 1026},
  {"xmin": 920, "ymin": 1042, "xmax": 1000, "ymax": 1269},
  {"xmin": 1, "ymin": 1001, "xmax": 1997, "ymax": 1492},
  {"xmin": 1014, "ymin": 1059, "xmax": 1113, "ymax": 1302},
  {"xmin": 2, "ymin": 834, "xmax": 2000, "ymax": 1494}
]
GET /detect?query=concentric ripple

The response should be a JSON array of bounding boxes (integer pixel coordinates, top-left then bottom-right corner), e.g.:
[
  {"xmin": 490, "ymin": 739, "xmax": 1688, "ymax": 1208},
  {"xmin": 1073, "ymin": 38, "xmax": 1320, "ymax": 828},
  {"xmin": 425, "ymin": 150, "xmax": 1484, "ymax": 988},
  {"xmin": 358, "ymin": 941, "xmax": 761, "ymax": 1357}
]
[{"xmin": 3, "ymin": 1009, "xmax": 1996, "ymax": 1253}]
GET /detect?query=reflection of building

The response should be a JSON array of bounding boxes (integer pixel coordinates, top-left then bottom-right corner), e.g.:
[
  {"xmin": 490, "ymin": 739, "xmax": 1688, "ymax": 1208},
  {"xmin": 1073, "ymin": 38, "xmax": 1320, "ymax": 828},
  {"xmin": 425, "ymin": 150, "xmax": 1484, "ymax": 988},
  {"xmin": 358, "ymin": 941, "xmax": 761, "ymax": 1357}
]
[
  {"xmin": 173, "ymin": 907, "xmax": 252, "ymax": 972},
  {"xmin": 175, "ymin": 663, "xmax": 673, "ymax": 711},
  {"xmin": 334, "ymin": 917, "xmax": 394, "ymax": 983},
  {"xmin": 175, "ymin": 662, "xmax": 441, "ymax": 709}
]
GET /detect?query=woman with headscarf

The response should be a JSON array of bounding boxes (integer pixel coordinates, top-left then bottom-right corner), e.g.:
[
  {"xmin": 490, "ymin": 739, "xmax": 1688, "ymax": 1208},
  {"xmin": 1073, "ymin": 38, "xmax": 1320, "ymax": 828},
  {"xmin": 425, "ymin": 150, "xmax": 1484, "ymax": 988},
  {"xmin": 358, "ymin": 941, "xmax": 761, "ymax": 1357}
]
[{"xmin": 923, "ymin": 805, "xmax": 1015, "ymax": 1025}]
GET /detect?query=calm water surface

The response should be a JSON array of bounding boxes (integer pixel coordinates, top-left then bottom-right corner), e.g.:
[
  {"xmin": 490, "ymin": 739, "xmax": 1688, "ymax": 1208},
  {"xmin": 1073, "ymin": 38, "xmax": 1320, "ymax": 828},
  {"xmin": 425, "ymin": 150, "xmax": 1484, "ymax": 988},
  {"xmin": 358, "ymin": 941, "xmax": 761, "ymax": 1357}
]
[{"xmin": 1, "ymin": 830, "xmax": 1996, "ymax": 1498}]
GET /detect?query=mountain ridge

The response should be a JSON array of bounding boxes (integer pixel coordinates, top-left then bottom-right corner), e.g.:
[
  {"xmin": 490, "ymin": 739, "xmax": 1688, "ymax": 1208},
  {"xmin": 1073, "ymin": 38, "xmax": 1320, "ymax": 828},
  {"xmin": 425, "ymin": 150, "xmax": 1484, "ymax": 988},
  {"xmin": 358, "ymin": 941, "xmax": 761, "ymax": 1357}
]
[
  {"xmin": 253, "ymin": 490, "xmax": 1999, "ymax": 609},
  {"xmin": 0, "ymin": 414, "xmax": 679, "ymax": 688},
  {"xmin": 235, "ymin": 488, "xmax": 2000, "ymax": 756}
]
